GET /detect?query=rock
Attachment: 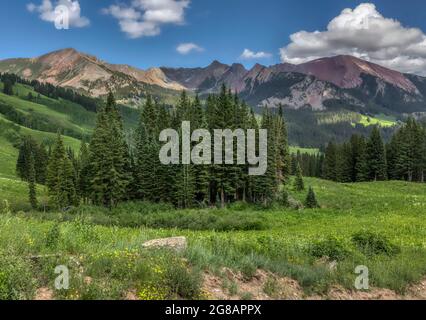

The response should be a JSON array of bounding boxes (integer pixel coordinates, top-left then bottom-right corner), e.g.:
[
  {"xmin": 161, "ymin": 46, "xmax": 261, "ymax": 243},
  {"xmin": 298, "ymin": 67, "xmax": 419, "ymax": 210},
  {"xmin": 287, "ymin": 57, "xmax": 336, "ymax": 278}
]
[
  {"xmin": 142, "ymin": 236, "xmax": 187, "ymax": 252},
  {"xmin": 288, "ymin": 196, "xmax": 304, "ymax": 210},
  {"xmin": 315, "ymin": 256, "xmax": 338, "ymax": 271}
]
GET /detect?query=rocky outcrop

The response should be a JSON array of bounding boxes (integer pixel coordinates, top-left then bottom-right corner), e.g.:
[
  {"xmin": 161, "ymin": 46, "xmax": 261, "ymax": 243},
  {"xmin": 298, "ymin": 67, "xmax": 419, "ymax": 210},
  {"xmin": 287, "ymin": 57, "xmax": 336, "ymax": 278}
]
[{"xmin": 142, "ymin": 236, "xmax": 188, "ymax": 252}]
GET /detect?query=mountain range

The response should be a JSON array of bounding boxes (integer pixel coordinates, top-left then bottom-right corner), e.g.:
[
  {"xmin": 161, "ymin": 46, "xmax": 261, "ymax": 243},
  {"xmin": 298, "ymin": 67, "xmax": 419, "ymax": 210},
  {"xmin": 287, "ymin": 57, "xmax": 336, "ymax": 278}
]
[{"xmin": 1, "ymin": 48, "xmax": 426, "ymax": 114}]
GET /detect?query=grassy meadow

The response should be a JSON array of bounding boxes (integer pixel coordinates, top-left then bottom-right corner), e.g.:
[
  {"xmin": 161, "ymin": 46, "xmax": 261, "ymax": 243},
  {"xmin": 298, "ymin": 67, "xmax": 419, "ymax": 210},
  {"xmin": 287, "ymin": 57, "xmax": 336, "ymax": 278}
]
[{"xmin": 1, "ymin": 176, "xmax": 425, "ymax": 300}]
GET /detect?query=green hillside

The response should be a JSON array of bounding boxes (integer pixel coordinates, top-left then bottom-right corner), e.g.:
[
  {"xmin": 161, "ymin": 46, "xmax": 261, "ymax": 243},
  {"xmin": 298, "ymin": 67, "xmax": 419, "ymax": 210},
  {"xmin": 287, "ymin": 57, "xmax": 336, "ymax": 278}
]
[{"xmin": 0, "ymin": 83, "xmax": 95, "ymax": 139}]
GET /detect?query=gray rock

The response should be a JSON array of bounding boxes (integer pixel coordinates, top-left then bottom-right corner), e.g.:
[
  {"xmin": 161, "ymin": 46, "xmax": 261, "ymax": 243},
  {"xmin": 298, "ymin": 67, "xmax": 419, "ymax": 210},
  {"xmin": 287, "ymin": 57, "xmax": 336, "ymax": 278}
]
[
  {"xmin": 142, "ymin": 236, "xmax": 187, "ymax": 252},
  {"xmin": 288, "ymin": 195, "xmax": 304, "ymax": 210}
]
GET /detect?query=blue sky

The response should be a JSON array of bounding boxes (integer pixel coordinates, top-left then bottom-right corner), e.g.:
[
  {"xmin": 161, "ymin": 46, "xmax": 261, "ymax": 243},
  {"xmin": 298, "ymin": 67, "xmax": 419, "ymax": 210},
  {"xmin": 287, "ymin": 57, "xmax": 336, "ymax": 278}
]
[{"xmin": 2, "ymin": 0, "xmax": 426, "ymax": 74}]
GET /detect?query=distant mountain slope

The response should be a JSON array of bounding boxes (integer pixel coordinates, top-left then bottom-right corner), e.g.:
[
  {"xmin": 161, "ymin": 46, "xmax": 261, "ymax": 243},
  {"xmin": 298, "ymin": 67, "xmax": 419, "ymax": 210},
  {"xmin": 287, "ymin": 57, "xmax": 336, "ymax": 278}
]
[
  {"xmin": 162, "ymin": 55, "xmax": 426, "ymax": 112},
  {"xmin": 2, "ymin": 49, "xmax": 426, "ymax": 113},
  {"xmin": 0, "ymin": 48, "xmax": 184, "ymax": 100}
]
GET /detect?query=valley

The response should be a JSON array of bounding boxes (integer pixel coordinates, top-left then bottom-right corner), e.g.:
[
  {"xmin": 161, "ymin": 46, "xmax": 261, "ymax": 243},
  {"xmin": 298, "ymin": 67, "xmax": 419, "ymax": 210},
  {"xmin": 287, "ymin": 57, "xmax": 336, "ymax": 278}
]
[{"xmin": 0, "ymin": 50, "xmax": 425, "ymax": 301}]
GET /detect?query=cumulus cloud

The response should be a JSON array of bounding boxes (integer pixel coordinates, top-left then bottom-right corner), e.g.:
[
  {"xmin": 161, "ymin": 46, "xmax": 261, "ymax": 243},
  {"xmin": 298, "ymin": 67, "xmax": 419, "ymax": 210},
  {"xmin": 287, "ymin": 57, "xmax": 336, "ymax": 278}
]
[
  {"xmin": 240, "ymin": 49, "xmax": 272, "ymax": 60},
  {"xmin": 280, "ymin": 3, "xmax": 426, "ymax": 75},
  {"xmin": 102, "ymin": 0, "xmax": 190, "ymax": 39},
  {"xmin": 176, "ymin": 42, "xmax": 204, "ymax": 54},
  {"xmin": 27, "ymin": 0, "xmax": 90, "ymax": 28}
]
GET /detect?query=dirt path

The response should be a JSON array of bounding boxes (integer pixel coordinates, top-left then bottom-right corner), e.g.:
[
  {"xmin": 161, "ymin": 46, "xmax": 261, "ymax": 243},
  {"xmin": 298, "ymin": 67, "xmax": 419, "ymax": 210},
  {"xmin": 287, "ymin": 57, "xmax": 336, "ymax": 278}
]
[{"xmin": 202, "ymin": 269, "xmax": 426, "ymax": 300}]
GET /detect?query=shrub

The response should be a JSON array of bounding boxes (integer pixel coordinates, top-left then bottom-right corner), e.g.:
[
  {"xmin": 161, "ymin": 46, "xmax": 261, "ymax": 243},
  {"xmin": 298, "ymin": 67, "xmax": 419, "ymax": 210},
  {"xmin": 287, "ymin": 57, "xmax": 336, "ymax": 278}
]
[
  {"xmin": 305, "ymin": 187, "xmax": 320, "ymax": 209},
  {"xmin": 67, "ymin": 204, "xmax": 266, "ymax": 231},
  {"xmin": 164, "ymin": 260, "xmax": 202, "ymax": 300},
  {"xmin": 0, "ymin": 200, "xmax": 11, "ymax": 215},
  {"xmin": 294, "ymin": 163, "xmax": 305, "ymax": 191},
  {"xmin": 310, "ymin": 237, "xmax": 351, "ymax": 261},
  {"xmin": 352, "ymin": 231, "xmax": 400, "ymax": 256},
  {"xmin": 263, "ymin": 277, "xmax": 280, "ymax": 297},
  {"xmin": 45, "ymin": 223, "xmax": 61, "ymax": 249},
  {"xmin": 0, "ymin": 251, "xmax": 36, "ymax": 300},
  {"xmin": 279, "ymin": 188, "xmax": 289, "ymax": 207}
]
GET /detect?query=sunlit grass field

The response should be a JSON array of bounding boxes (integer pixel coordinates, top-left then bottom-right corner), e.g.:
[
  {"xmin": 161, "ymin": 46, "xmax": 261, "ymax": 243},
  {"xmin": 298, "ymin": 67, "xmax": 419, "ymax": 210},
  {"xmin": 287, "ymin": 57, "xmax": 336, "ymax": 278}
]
[{"xmin": 357, "ymin": 114, "xmax": 397, "ymax": 128}]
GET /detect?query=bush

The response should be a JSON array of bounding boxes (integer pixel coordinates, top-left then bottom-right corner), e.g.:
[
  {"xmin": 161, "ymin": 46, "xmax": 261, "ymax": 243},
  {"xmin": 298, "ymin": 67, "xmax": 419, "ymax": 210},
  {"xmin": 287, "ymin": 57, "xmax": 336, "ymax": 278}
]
[
  {"xmin": 0, "ymin": 200, "xmax": 11, "ymax": 215},
  {"xmin": 279, "ymin": 188, "xmax": 289, "ymax": 207},
  {"xmin": 45, "ymin": 223, "xmax": 61, "ymax": 249},
  {"xmin": 352, "ymin": 231, "xmax": 400, "ymax": 257},
  {"xmin": 310, "ymin": 237, "xmax": 351, "ymax": 261},
  {"xmin": 0, "ymin": 251, "xmax": 36, "ymax": 300},
  {"xmin": 305, "ymin": 187, "xmax": 319, "ymax": 209},
  {"xmin": 163, "ymin": 258, "xmax": 202, "ymax": 300},
  {"xmin": 67, "ymin": 204, "xmax": 266, "ymax": 231}
]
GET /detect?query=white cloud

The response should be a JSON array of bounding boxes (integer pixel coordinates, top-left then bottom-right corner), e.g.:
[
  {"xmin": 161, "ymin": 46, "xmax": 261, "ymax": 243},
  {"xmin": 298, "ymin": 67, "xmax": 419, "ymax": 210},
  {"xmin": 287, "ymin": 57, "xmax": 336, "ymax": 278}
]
[
  {"xmin": 176, "ymin": 42, "xmax": 204, "ymax": 54},
  {"xmin": 280, "ymin": 3, "xmax": 426, "ymax": 75},
  {"xmin": 27, "ymin": 0, "xmax": 90, "ymax": 28},
  {"xmin": 240, "ymin": 49, "xmax": 272, "ymax": 60},
  {"xmin": 103, "ymin": 0, "xmax": 190, "ymax": 39}
]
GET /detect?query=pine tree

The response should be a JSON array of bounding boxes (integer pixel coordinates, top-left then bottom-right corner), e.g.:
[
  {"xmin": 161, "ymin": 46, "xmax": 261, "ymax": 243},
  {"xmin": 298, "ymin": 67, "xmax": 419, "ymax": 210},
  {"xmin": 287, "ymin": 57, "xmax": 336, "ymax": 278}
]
[
  {"xmin": 58, "ymin": 156, "xmax": 78, "ymax": 207},
  {"xmin": 28, "ymin": 153, "xmax": 37, "ymax": 209},
  {"xmin": 276, "ymin": 105, "xmax": 291, "ymax": 183},
  {"xmin": 16, "ymin": 136, "xmax": 34, "ymax": 182},
  {"xmin": 46, "ymin": 133, "xmax": 66, "ymax": 208},
  {"xmin": 77, "ymin": 141, "xmax": 90, "ymax": 203},
  {"xmin": 257, "ymin": 107, "xmax": 279, "ymax": 205},
  {"xmin": 305, "ymin": 186, "xmax": 319, "ymax": 208},
  {"xmin": 3, "ymin": 80, "xmax": 13, "ymax": 95},
  {"xmin": 337, "ymin": 142, "xmax": 353, "ymax": 183},
  {"xmin": 46, "ymin": 133, "xmax": 77, "ymax": 208},
  {"xmin": 134, "ymin": 96, "xmax": 166, "ymax": 203},
  {"xmin": 89, "ymin": 92, "xmax": 129, "ymax": 208},
  {"xmin": 280, "ymin": 187, "xmax": 289, "ymax": 207},
  {"xmin": 355, "ymin": 136, "xmax": 369, "ymax": 182},
  {"xmin": 35, "ymin": 143, "xmax": 48, "ymax": 185},
  {"xmin": 323, "ymin": 142, "xmax": 338, "ymax": 181},
  {"xmin": 366, "ymin": 126, "xmax": 387, "ymax": 181},
  {"xmin": 294, "ymin": 162, "xmax": 305, "ymax": 191},
  {"xmin": 191, "ymin": 95, "xmax": 210, "ymax": 204}
]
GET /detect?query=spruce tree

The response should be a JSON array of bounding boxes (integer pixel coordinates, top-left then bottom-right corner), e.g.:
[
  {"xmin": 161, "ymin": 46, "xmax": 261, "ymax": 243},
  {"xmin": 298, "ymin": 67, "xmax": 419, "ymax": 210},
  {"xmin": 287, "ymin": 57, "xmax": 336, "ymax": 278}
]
[
  {"xmin": 366, "ymin": 126, "xmax": 387, "ymax": 181},
  {"xmin": 46, "ymin": 133, "xmax": 66, "ymax": 208},
  {"xmin": 305, "ymin": 186, "xmax": 319, "ymax": 208},
  {"xmin": 280, "ymin": 187, "xmax": 289, "ymax": 207},
  {"xmin": 58, "ymin": 156, "xmax": 78, "ymax": 207},
  {"xmin": 191, "ymin": 95, "xmax": 210, "ymax": 204},
  {"xmin": 89, "ymin": 92, "xmax": 129, "ymax": 208},
  {"xmin": 77, "ymin": 141, "xmax": 90, "ymax": 203},
  {"xmin": 28, "ymin": 153, "xmax": 37, "ymax": 209},
  {"xmin": 323, "ymin": 142, "xmax": 338, "ymax": 181},
  {"xmin": 337, "ymin": 142, "xmax": 353, "ymax": 183},
  {"xmin": 3, "ymin": 80, "xmax": 13, "ymax": 95},
  {"xmin": 294, "ymin": 162, "xmax": 305, "ymax": 191}
]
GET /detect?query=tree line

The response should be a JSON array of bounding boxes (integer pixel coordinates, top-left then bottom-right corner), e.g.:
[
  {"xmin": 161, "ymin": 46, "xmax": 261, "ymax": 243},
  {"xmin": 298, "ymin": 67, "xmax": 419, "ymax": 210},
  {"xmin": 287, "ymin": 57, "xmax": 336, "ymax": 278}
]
[
  {"xmin": 0, "ymin": 73, "xmax": 99, "ymax": 112},
  {"xmin": 19, "ymin": 87, "xmax": 295, "ymax": 209},
  {"xmin": 295, "ymin": 119, "xmax": 426, "ymax": 183}
]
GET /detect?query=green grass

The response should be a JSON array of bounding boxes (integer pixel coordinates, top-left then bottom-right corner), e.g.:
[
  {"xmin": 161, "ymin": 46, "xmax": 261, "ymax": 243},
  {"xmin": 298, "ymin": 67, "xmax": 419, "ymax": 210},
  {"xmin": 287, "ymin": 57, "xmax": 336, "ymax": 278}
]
[
  {"xmin": 0, "ymin": 90, "xmax": 93, "ymax": 138},
  {"xmin": 0, "ymin": 178, "xmax": 425, "ymax": 299},
  {"xmin": 0, "ymin": 114, "xmax": 81, "ymax": 150},
  {"xmin": 0, "ymin": 136, "xmax": 19, "ymax": 179},
  {"xmin": 315, "ymin": 110, "xmax": 397, "ymax": 128},
  {"xmin": 0, "ymin": 114, "xmax": 82, "ymax": 182},
  {"xmin": 0, "ymin": 177, "xmax": 48, "ymax": 211},
  {"xmin": 290, "ymin": 146, "xmax": 320, "ymax": 155},
  {"xmin": 357, "ymin": 114, "xmax": 397, "ymax": 128}
]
